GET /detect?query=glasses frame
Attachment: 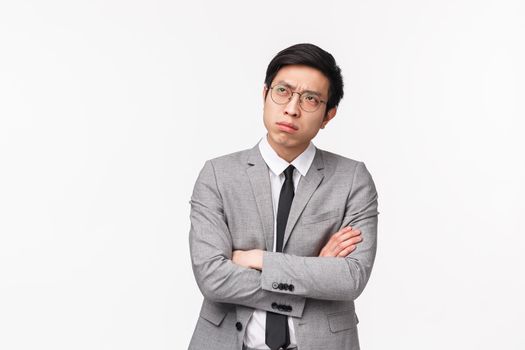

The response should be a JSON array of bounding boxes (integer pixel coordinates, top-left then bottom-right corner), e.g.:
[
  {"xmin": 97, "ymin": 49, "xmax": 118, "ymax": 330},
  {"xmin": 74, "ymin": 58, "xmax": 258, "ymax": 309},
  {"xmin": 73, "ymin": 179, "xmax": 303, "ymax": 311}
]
[{"xmin": 269, "ymin": 84, "xmax": 327, "ymax": 113}]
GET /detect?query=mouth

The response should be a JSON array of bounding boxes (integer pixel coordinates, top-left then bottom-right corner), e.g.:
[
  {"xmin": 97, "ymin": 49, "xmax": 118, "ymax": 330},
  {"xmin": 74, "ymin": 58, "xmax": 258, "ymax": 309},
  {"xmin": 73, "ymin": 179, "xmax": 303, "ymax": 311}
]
[{"xmin": 276, "ymin": 121, "xmax": 298, "ymax": 133}]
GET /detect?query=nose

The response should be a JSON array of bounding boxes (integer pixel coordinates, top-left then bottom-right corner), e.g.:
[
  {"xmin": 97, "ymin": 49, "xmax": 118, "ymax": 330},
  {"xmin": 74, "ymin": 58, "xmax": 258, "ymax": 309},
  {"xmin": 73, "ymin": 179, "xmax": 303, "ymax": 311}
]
[{"xmin": 283, "ymin": 93, "xmax": 301, "ymax": 118}]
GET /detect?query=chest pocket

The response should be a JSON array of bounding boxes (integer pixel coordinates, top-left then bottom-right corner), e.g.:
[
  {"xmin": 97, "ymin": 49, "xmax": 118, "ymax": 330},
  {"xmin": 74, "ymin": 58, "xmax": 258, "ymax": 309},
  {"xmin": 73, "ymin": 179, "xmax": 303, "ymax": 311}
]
[{"xmin": 301, "ymin": 209, "xmax": 341, "ymax": 225}]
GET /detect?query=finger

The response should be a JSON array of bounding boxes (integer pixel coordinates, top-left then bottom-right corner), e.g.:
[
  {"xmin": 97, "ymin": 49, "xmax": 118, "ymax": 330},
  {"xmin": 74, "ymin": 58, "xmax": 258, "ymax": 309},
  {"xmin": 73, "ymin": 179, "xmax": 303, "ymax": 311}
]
[
  {"xmin": 329, "ymin": 227, "xmax": 352, "ymax": 242},
  {"xmin": 337, "ymin": 237, "xmax": 363, "ymax": 256},
  {"xmin": 337, "ymin": 244, "xmax": 357, "ymax": 257},
  {"xmin": 337, "ymin": 245, "xmax": 355, "ymax": 257},
  {"xmin": 331, "ymin": 234, "xmax": 363, "ymax": 255},
  {"xmin": 343, "ymin": 228, "xmax": 361, "ymax": 239},
  {"xmin": 341, "ymin": 234, "xmax": 363, "ymax": 247},
  {"xmin": 324, "ymin": 232, "xmax": 351, "ymax": 254},
  {"xmin": 331, "ymin": 230, "xmax": 361, "ymax": 248},
  {"xmin": 322, "ymin": 232, "xmax": 344, "ymax": 252},
  {"xmin": 323, "ymin": 227, "xmax": 358, "ymax": 255}
]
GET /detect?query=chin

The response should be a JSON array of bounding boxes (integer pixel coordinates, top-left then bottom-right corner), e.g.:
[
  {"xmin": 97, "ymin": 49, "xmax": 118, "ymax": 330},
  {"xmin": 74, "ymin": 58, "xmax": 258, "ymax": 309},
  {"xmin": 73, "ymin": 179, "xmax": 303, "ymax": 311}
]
[
  {"xmin": 271, "ymin": 132, "xmax": 296, "ymax": 145},
  {"xmin": 277, "ymin": 139, "xmax": 306, "ymax": 153}
]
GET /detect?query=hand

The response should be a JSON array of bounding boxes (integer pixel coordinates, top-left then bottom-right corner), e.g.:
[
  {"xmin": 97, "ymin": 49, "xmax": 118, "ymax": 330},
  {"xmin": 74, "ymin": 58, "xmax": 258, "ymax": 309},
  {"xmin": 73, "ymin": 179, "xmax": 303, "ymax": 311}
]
[
  {"xmin": 232, "ymin": 249, "xmax": 264, "ymax": 270},
  {"xmin": 319, "ymin": 226, "xmax": 362, "ymax": 257}
]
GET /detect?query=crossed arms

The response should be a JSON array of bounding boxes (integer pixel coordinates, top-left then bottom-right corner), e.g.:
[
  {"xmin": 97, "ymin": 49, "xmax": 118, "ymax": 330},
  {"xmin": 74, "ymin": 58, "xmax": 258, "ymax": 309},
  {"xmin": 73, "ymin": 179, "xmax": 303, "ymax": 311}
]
[
  {"xmin": 234, "ymin": 224, "xmax": 363, "ymax": 265},
  {"xmin": 189, "ymin": 160, "xmax": 378, "ymax": 318}
]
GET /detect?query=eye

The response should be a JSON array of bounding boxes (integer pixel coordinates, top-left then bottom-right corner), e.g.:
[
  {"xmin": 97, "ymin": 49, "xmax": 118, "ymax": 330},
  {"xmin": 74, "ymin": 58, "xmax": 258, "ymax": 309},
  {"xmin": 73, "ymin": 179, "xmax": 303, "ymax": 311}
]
[
  {"xmin": 303, "ymin": 94, "xmax": 320, "ymax": 106},
  {"xmin": 274, "ymin": 85, "xmax": 290, "ymax": 96}
]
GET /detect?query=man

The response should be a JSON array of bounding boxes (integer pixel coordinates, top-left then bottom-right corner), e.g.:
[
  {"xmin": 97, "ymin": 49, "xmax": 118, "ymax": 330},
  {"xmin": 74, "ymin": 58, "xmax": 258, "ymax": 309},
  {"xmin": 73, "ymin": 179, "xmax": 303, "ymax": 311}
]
[{"xmin": 188, "ymin": 43, "xmax": 378, "ymax": 350}]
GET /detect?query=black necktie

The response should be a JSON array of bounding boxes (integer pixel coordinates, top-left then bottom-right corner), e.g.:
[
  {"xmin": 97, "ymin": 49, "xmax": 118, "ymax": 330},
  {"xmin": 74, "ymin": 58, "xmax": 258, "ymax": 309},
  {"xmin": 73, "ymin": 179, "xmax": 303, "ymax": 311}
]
[{"xmin": 266, "ymin": 165, "xmax": 295, "ymax": 350}]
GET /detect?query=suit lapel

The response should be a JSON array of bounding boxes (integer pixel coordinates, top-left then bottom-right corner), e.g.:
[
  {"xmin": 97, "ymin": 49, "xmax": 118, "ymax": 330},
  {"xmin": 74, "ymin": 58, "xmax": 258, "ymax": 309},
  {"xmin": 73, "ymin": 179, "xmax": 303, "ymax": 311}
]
[
  {"xmin": 245, "ymin": 145, "xmax": 274, "ymax": 252},
  {"xmin": 283, "ymin": 149, "xmax": 325, "ymax": 250}
]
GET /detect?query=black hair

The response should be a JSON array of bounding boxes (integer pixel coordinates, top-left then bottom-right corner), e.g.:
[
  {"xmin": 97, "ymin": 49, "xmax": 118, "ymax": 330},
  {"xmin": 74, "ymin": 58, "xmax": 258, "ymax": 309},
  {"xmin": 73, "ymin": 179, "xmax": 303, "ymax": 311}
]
[{"xmin": 264, "ymin": 43, "xmax": 344, "ymax": 114}]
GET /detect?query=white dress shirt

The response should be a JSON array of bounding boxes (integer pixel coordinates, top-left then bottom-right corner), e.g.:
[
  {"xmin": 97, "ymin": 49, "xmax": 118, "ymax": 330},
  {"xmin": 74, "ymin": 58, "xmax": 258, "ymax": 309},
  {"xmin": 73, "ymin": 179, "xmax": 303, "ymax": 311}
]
[{"xmin": 243, "ymin": 135, "xmax": 316, "ymax": 349}]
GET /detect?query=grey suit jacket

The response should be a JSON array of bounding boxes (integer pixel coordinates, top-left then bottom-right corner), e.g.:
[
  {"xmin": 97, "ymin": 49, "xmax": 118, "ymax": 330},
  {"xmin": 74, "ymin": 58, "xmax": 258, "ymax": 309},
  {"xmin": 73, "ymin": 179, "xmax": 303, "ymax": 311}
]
[{"xmin": 188, "ymin": 143, "xmax": 379, "ymax": 350}]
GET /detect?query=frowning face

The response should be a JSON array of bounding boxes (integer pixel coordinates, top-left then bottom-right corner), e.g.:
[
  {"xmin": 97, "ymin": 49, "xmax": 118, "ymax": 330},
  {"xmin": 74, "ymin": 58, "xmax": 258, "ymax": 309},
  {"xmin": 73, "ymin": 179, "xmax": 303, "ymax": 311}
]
[{"xmin": 262, "ymin": 65, "xmax": 337, "ymax": 160}]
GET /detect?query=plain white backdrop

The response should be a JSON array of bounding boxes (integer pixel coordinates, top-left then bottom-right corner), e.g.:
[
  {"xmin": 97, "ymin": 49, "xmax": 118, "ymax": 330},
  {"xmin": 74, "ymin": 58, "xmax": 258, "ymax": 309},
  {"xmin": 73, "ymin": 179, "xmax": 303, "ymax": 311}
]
[{"xmin": 1, "ymin": 0, "xmax": 524, "ymax": 349}]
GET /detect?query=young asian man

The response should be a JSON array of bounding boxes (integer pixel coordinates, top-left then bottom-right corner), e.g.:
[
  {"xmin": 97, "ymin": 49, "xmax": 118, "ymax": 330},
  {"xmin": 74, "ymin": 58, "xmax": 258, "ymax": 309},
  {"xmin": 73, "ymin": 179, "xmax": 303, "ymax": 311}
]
[{"xmin": 188, "ymin": 43, "xmax": 379, "ymax": 350}]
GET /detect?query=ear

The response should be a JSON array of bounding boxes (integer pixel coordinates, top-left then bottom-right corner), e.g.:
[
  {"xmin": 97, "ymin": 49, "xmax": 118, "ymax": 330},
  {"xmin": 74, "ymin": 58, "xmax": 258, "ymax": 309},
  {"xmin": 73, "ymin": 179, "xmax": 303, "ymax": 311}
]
[
  {"xmin": 262, "ymin": 85, "xmax": 268, "ymax": 103},
  {"xmin": 320, "ymin": 107, "xmax": 337, "ymax": 129}
]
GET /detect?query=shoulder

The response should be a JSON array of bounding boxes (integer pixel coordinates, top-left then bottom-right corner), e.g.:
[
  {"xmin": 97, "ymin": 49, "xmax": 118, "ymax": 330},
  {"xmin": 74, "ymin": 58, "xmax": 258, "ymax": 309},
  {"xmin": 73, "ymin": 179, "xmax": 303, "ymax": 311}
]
[
  {"xmin": 193, "ymin": 147, "xmax": 253, "ymax": 191},
  {"xmin": 205, "ymin": 147, "xmax": 251, "ymax": 170},
  {"xmin": 196, "ymin": 147, "xmax": 254, "ymax": 181},
  {"xmin": 317, "ymin": 148, "xmax": 363, "ymax": 172},
  {"xmin": 317, "ymin": 148, "xmax": 375, "ymax": 187}
]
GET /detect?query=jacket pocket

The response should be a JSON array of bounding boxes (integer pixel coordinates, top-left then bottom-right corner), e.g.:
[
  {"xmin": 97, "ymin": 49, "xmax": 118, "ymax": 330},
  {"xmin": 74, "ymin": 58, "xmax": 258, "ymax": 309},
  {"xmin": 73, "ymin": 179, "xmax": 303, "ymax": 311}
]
[
  {"xmin": 327, "ymin": 310, "xmax": 359, "ymax": 333},
  {"xmin": 301, "ymin": 209, "xmax": 341, "ymax": 225},
  {"xmin": 199, "ymin": 299, "xmax": 229, "ymax": 327}
]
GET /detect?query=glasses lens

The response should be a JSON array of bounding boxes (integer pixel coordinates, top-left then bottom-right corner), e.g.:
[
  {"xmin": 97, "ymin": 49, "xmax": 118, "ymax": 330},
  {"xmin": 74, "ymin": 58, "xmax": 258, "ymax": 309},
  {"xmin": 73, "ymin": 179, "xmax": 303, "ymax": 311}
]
[
  {"xmin": 300, "ymin": 94, "xmax": 321, "ymax": 112},
  {"xmin": 271, "ymin": 85, "xmax": 291, "ymax": 105}
]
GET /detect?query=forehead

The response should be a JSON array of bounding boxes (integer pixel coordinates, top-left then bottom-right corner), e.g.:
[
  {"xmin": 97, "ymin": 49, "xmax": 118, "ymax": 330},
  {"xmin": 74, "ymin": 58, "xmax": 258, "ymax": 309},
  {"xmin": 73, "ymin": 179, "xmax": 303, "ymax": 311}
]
[{"xmin": 272, "ymin": 65, "xmax": 329, "ymax": 95}]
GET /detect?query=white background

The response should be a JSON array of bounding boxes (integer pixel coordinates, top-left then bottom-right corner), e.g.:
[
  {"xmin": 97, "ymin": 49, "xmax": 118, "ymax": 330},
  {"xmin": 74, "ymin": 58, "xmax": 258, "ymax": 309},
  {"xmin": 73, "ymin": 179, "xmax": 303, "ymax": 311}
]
[{"xmin": 1, "ymin": 0, "xmax": 524, "ymax": 349}]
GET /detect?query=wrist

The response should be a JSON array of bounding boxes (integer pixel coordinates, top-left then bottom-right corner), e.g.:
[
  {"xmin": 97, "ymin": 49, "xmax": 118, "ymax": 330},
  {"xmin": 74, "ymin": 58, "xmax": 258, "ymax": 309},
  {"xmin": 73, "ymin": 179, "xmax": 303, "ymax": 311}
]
[{"xmin": 251, "ymin": 249, "xmax": 264, "ymax": 270}]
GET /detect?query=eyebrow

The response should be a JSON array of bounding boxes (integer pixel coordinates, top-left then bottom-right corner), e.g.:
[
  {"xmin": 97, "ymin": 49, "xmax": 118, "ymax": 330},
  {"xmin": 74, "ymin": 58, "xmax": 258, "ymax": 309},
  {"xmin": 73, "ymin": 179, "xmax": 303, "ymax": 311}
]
[{"xmin": 275, "ymin": 80, "xmax": 323, "ymax": 97}]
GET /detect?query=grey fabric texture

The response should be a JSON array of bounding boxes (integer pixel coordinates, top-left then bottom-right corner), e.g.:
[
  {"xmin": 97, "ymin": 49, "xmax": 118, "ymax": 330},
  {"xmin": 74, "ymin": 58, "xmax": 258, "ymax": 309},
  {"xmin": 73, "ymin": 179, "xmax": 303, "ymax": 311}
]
[
  {"xmin": 188, "ymin": 144, "xmax": 378, "ymax": 350},
  {"xmin": 243, "ymin": 345, "xmax": 297, "ymax": 350}
]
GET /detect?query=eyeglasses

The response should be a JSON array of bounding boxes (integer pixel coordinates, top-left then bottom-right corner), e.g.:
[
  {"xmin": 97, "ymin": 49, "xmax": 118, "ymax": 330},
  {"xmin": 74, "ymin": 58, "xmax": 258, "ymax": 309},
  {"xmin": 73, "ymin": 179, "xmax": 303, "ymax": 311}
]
[{"xmin": 269, "ymin": 84, "xmax": 327, "ymax": 112}]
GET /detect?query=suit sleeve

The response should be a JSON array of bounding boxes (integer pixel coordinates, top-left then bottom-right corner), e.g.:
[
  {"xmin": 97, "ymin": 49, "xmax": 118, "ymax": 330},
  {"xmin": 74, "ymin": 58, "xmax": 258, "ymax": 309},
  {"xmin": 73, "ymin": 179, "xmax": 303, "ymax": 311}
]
[
  {"xmin": 260, "ymin": 161, "xmax": 379, "ymax": 301},
  {"xmin": 189, "ymin": 160, "xmax": 306, "ymax": 317}
]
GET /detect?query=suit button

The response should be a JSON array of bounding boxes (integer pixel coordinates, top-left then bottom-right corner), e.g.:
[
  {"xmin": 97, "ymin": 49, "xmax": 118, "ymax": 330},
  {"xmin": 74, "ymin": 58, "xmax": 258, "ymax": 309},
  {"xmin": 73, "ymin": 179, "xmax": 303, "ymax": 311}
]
[
  {"xmin": 277, "ymin": 304, "xmax": 284, "ymax": 311},
  {"xmin": 271, "ymin": 302, "xmax": 278, "ymax": 310},
  {"xmin": 235, "ymin": 322, "xmax": 242, "ymax": 331},
  {"xmin": 289, "ymin": 284, "xmax": 294, "ymax": 292},
  {"xmin": 278, "ymin": 283, "xmax": 284, "ymax": 290},
  {"xmin": 272, "ymin": 282, "xmax": 279, "ymax": 289}
]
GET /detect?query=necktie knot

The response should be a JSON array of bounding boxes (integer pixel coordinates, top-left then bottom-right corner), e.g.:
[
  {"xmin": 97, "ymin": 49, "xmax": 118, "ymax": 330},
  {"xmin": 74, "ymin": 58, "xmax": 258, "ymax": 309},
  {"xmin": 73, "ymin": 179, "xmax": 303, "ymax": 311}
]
[{"xmin": 284, "ymin": 165, "xmax": 295, "ymax": 181}]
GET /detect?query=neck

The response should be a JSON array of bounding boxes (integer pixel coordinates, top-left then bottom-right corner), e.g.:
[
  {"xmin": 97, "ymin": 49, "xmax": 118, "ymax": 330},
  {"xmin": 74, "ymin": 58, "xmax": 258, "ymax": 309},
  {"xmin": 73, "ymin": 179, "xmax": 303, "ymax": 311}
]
[{"xmin": 266, "ymin": 136, "xmax": 309, "ymax": 163}]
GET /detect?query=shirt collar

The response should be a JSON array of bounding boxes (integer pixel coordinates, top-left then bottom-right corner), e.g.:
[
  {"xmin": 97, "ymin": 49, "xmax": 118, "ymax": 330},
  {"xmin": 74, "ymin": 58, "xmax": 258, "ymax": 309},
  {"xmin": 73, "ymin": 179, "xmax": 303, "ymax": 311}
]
[{"xmin": 258, "ymin": 134, "xmax": 316, "ymax": 177}]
